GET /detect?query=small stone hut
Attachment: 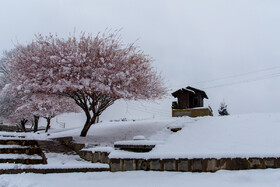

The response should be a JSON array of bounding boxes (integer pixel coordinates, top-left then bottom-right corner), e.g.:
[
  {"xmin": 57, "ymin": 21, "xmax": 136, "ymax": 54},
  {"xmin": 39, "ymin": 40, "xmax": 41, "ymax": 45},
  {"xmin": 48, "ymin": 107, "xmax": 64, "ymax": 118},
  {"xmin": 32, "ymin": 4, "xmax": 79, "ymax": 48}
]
[
  {"xmin": 172, "ymin": 86, "xmax": 208, "ymax": 109},
  {"xmin": 171, "ymin": 86, "xmax": 212, "ymax": 117}
]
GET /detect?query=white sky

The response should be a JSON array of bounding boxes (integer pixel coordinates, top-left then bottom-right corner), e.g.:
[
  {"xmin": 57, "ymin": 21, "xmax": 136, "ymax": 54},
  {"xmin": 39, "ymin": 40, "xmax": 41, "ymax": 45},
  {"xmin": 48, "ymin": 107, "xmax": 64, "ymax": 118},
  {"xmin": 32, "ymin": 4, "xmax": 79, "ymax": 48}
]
[{"xmin": 1, "ymin": 0, "xmax": 280, "ymax": 120}]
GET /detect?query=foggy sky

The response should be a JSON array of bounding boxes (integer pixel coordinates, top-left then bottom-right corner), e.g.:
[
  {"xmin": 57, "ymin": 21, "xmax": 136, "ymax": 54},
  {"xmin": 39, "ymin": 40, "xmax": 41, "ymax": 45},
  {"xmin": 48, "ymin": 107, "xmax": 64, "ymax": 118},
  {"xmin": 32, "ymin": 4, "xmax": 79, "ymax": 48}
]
[{"xmin": 1, "ymin": 0, "xmax": 280, "ymax": 120}]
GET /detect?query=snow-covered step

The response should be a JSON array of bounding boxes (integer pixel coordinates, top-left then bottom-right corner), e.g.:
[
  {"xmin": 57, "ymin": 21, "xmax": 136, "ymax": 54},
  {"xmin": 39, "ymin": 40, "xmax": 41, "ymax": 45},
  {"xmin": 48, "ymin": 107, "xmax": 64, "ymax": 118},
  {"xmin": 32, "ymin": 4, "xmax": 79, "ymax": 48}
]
[
  {"xmin": 0, "ymin": 139, "xmax": 38, "ymax": 147},
  {"xmin": 114, "ymin": 140, "xmax": 164, "ymax": 152},
  {"xmin": 0, "ymin": 146, "xmax": 41, "ymax": 154},
  {"xmin": 0, "ymin": 153, "xmax": 45, "ymax": 164},
  {"xmin": 0, "ymin": 166, "xmax": 110, "ymax": 174},
  {"xmin": 0, "ymin": 145, "xmax": 29, "ymax": 149},
  {"xmin": 0, "ymin": 154, "xmax": 42, "ymax": 160},
  {"xmin": 0, "ymin": 135, "xmax": 25, "ymax": 138}
]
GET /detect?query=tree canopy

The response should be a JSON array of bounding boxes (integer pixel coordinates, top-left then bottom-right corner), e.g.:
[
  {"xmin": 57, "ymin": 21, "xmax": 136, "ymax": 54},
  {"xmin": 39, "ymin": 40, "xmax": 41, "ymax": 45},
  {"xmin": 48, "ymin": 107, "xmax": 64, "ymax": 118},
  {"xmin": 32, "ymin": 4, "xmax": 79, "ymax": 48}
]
[{"xmin": 6, "ymin": 31, "xmax": 167, "ymax": 136}]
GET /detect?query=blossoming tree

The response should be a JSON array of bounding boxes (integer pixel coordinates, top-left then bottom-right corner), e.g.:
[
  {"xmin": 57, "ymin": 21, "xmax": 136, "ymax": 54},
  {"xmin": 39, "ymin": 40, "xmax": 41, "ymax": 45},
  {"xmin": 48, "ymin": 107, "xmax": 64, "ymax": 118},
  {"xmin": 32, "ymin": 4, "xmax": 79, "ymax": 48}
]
[
  {"xmin": 15, "ymin": 94, "xmax": 80, "ymax": 132},
  {"xmin": 7, "ymin": 31, "xmax": 167, "ymax": 136}
]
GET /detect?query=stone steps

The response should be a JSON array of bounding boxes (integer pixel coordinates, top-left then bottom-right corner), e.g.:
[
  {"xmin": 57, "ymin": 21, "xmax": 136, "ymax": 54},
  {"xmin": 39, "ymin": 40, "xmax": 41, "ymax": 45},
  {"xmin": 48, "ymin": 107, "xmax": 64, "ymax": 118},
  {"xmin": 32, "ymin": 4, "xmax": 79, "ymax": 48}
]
[
  {"xmin": 0, "ymin": 147, "xmax": 42, "ymax": 154},
  {"xmin": 0, "ymin": 167, "xmax": 109, "ymax": 174},
  {"xmin": 54, "ymin": 137, "xmax": 111, "ymax": 164},
  {"xmin": 0, "ymin": 157, "xmax": 44, "ymax": 164},
  {"xmin": 0, "ymin": 137, "xmax": 110, "ymax": 174},
  {"xmin": 0, "ymin": 139, "xmax": 38, "ymax": 146},
  {"xmin": 0, "ymin": 138, "xmax": 47, "ymax": 165}
]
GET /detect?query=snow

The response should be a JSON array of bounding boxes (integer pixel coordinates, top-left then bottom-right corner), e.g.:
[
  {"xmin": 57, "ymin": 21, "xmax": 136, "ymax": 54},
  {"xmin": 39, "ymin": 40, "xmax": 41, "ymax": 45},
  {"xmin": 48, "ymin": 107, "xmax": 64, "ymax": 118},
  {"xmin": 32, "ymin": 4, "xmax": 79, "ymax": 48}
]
[
  {"xmin": 1, "ymin": 169, "xmax": 280, "ymax": 187},
  {"xmin": 182, "ymin": 88, "xmax": 195, "ymax": 94},
  {"xmin": 0, "ymin": 152, "xmax": 109, "ymax": 170},
  {"xmin": 2, "ymin": 113, "xmax": 280, "ymax": 186},
  {"xmin": 3, "ymin": 112, "xmax": 280, "ymax": 159},
  {"xmin": 0, "ymin": 154, "xmax": 42, "ymax": 159},
  {"xmin": 82, "ymin": 146, "xmax": 114, "ymax": 153},
  {"xmin": 114, "ymin": 140, "xmax": 164, "ymax": 146},
  {"xmin": 50, "ymin": 113, "xmax": 269, "ymax": 159},
  {"xmin": 133, "ymin": 135, "xmax": 146, "ymax": 140},
  {"xmin": 110, "ymin": 113, "xmax": 280, "ymax": 159},
  {"xmin": 0, "ymin": 145, "xmax": 29, "ymax": 148}
]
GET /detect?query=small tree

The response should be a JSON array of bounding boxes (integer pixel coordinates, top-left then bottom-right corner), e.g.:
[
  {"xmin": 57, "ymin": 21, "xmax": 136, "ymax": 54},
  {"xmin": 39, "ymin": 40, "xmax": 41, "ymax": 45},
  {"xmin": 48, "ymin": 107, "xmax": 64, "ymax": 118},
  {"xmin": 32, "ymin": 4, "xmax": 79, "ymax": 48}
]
[
  {"xmin": 0, "ymin": 51, "xmax": 30, "ymax": 131},
  {"xmin": 0, "ymin": 93, "xmax": 30, "ymax": 131},
  {"xmin": 7, "ymin": 31, "xmax": 167, "ymax": 137},
  {"xmin": 15, "ymin": 94, "xmax": 80, "ymax": 132},
  {"xmin": 218, "ymin": 101, "xmax": 229, "ymax": 116},
  {"xmin": 0, "ymin": 50, "xmax": 14, "ymax": 89}
]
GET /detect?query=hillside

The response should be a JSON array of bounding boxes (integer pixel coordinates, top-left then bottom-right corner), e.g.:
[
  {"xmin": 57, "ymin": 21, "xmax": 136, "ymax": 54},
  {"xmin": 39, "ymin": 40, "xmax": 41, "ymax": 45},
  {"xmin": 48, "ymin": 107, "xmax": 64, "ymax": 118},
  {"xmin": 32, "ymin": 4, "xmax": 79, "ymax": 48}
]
[{"xmin": 13, "ymin": 112, "xmax": 280, "ymax": 160}]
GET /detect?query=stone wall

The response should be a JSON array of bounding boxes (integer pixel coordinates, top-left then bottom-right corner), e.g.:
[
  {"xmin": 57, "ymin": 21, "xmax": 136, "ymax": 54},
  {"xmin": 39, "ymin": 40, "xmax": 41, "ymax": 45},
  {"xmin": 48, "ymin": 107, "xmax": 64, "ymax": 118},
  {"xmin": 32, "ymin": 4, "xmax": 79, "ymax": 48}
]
[
  {"xmin": 54, "ymin": 137, "xmax": 110, "ymax": 164},
  {"xmin": 54, "ymin": 137, "xmax": 280, "ymax": 173},
  {"xmin": 172, "ymin": 108, "xmax": 213, "ymax": 117},
  {"xmin": 0, "ymin": 125, "xmax": 18, "ymax": 132},
  {"xmin": 110, "ymin": 157, "xmax": 280, "ymax": 172}
]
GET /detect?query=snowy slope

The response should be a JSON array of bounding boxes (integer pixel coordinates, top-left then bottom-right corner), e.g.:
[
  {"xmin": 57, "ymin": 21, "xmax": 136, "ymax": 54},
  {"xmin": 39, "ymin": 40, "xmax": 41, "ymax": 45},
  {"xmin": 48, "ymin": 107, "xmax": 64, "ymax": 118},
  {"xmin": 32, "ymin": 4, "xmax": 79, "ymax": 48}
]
[
  {"xmin": 3, "ymin": 112, "xmax": 280, "ymax": 159},
  {"xmin": 150, "ymin": 113, "xmax": 280, "ymax": 159},
  {"xmin": 111, "ymin": 113, "xmax": 280, "ymax": 159}
]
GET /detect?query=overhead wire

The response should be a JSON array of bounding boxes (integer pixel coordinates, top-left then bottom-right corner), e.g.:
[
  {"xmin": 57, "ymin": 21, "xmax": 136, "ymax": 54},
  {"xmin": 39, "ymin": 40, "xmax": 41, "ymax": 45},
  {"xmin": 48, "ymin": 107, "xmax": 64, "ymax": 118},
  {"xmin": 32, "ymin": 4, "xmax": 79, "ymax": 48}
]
[
  {"xmin": 116, "ymin": 102, "xmax": 171, "ymax": 116},
  {"xmin": 189, "ymin": 66, "xmax": 280, "ymax": 86},
  {"xmin": 118, "ymin": 104, "xmax": 170, "ymax": 117},
  {"xmin": 114, "ymin": 66, "xmax": 280, "ymax": 117},
  {"xmin": 202, "ymin": 72, "xmax": 280, "ymax": 89}
]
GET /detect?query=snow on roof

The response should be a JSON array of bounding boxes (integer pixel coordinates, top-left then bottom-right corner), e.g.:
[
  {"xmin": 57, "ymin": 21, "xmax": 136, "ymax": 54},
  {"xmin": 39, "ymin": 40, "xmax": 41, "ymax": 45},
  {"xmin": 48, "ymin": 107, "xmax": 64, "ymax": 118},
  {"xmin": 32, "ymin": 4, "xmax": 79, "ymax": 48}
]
[
  {"xmin": 182, "ymin": 88, "xmax": 195, "ymax": 94},
  {"xmin": 172, "ymin": 86, "xmax": 208, "ymax": 99}
]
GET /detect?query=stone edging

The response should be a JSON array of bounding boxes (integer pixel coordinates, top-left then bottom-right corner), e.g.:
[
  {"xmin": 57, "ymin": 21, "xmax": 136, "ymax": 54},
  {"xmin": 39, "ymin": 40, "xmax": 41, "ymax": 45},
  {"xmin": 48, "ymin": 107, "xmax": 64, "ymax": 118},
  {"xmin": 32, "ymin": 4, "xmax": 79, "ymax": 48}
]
[
  {"xmin": 53, "ymin": 137, "xmax": 280, "ymax": 173},
  {"xmin": 110, "ymin": 157, "xmax": 280, "ymax": 172}
]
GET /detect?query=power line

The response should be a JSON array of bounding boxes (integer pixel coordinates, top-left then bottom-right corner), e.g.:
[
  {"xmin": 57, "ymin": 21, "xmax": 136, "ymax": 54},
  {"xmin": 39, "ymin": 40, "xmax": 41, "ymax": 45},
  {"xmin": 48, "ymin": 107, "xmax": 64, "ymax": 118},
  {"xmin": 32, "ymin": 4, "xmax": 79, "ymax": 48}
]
[
  {"xmin": 203, "ymin": 72, "xmax": 280, "ymax": 89},
  {"xmin": 126, "ymin": 105, "xmax": 170, "ymax": 115},
  {"xmin": 128, "ymin": 102, "xmax": 170, "ymax": 113},
  {"xmin": 189, "ymin": 66, "xmax": 280, "ymax": 86},
  {"xmin": 117, "ymin": 103, "xmax": 170, "ymax": 116}
]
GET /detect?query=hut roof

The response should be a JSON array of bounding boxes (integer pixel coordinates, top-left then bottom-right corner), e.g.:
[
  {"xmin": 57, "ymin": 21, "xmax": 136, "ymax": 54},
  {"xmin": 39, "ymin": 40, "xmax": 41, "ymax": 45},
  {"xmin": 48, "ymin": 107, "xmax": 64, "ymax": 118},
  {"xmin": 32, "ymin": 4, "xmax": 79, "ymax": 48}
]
[{"xmin": 172, "ymin": 86, "xmax": 208, "ymax": 99}]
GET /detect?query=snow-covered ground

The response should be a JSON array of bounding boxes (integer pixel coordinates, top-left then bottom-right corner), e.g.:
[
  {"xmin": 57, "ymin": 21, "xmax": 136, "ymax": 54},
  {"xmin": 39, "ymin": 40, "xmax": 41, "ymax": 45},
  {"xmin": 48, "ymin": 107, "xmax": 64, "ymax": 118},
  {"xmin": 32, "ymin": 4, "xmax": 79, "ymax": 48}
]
[
  {"xmin": 11, "ymin": 112, "xmax": 280, "ymax": 160},
  {"xmin": 0, "ymin": 152, "xmax": 109, "ymax": 170},
  {"xmin": 1, "ymin": 112, "xmax": 280, "ymax": 186},
  {"xmin": 2, "ymin": 112, "xmax": 280, "ymax": 159},
  {"xmin": 1, "ymin": 169, "xmax": 280, "ymax": 187}
]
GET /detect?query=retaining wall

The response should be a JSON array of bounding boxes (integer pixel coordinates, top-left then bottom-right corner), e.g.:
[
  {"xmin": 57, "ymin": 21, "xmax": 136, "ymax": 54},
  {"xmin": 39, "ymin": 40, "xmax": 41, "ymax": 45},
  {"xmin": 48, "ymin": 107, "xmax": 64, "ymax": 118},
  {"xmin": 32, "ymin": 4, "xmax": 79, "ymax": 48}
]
[
  {"xmin": 54, "ymin": 137, "xmax": 280, "ymax": 173},
  {"xmin": 110, "ymin": 157, "xmax": 280, "ymax": 172},
  {"xmin": 172, "ymin": 108, "xmax": 213, "ymax": 117}
]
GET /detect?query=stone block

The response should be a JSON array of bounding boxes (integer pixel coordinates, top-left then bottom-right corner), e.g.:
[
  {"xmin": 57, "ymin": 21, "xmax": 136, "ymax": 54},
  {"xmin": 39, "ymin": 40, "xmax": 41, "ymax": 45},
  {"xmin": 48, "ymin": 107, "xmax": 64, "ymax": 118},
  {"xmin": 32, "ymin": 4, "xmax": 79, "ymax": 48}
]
[
  {"xmin": 264, "ymin": 158, "xmax": 275, "ymax": 168},
  {"xmin": 150, "ymin": 159, "xmax": 161, "ymax": 171},
  {"xmin": 72, "ymin": 143, "xmax": 85, "ymax": 152},
  {"xmin": 163, "ymin": 159, "xmax": 176, "ymax": 171},
  {"xmin": 54, "ymin": 136, "xmax": 73, "ymax": 145},
  {"xmin": 123, "ymin": 159, "xmax": 135, "ymax": 171},
  {"xmin": 274, "ymin": 158, "xmax": 280, "ymax": 168},
  {"xmin": 219, "ymin": 158, "xmax": 230, "ymax": 170},
  {"xmin": 92, "ymin": 152, "xmax": 100, "ymax": 163},
  {"xmin": 205, "ymin": 159, "xmax": 218, "ymax": 172},
  {"xmin": 137, "ymin": 159, "xmax": 150, "ymax": 170},
  {"xmin": 110, "ymin": 159, "xmax": 122, "ymax": 172},
  {"xmin": 177, "ymin": 159, "xmax": 189, "ymax": 172},
  {"xmin": 192, "ymin": 159, "xmax": 202, "ymax": 172},
  {"xmin": 100, "ymin": 152, "xmax": 110, "ymax": 163},
  {"xmin": 79, "ymin": 150, "xmax": 92, "ymax": 161},
  {"xmin": 233, "ymin": 158, "xmax": 249, "ymax": 170},
  {"xmin": 248, "ymin": 158, "xmax": 264, "ymax": 169}
]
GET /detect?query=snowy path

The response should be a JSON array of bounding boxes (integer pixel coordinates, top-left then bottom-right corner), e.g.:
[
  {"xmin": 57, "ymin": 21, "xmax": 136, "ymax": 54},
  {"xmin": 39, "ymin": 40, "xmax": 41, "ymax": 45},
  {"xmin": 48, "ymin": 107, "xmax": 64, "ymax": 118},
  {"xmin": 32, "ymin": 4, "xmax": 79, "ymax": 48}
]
[{"xmin": 1, "ymin": 169, "xmax": 280, "ymax": 187}]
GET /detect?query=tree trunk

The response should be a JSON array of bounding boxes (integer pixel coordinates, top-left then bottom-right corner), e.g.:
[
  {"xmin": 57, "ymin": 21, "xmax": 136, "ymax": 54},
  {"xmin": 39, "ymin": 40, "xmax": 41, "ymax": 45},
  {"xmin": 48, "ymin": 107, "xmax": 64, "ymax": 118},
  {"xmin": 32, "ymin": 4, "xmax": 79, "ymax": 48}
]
[
  {"xmin": 80, "ymin": 115, "xmax": 97, "ymax": 137},
  {"xmin": 45, "ymin": 117, "xmax": 51, "ymax": 133},
  {"xmin": 20, "ymin": 119, "xmax": 27, "ymax": 132},
  {"xmin": 33, "ymin": 116, "xmax": 39, "ymax": 132}
]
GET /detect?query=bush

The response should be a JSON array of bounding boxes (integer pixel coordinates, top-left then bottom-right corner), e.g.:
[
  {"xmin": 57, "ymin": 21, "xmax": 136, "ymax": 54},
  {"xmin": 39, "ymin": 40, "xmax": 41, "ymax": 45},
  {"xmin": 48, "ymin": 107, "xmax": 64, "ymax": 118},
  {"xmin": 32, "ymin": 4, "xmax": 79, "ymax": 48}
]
[{"xmin": 218, "ymin": 101, "xmax": 229, "ymax": 116}]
